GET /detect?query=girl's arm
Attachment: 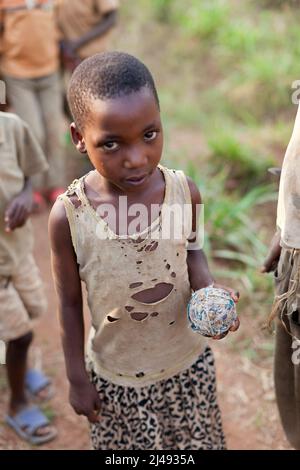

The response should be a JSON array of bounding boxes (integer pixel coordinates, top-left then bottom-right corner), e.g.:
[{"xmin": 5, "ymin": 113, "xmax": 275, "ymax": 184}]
[
  {"xmin": 186, "ymin": 177, "xmax": 239, "ymax": 339},
  {"xmin": 49, "ymin": 199, "xmax": 101, "ymax": 423},
  {"xmin": 186, "ymin": 177, "xmax": 214, "ymax": 290}
]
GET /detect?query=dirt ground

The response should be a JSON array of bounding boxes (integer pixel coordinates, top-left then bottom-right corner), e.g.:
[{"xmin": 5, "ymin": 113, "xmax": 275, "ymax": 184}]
[{"xmin": 0, "ymin": 208, "xmax": 292, "ymax": 450}]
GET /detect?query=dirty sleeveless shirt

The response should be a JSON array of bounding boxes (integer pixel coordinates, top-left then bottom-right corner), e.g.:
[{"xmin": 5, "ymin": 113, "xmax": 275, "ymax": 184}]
[{"xmin": 59, "ymin": 164, "xmax": 206, "ymax": 387}]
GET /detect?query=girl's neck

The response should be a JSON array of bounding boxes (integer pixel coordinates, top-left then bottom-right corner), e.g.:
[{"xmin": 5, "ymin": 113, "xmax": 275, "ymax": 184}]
[{"xmin": 87, "ymin": 166, "xmax": 161, "ymax": 201}]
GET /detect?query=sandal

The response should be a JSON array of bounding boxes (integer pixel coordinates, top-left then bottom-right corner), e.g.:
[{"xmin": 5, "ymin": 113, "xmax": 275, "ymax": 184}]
[
  {"xmin": 5, "ymin": 405, "xmax": 57, "ymax": 445},
  {"xmin": 25, "ymin": 369, "xmax": 54, "ymax": 402}
]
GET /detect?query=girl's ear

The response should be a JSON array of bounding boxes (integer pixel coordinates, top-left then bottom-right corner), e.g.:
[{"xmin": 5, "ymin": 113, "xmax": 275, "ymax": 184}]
[{"xmin": 70, "ymin": 122, "xmax": 87, "ymax": 154}]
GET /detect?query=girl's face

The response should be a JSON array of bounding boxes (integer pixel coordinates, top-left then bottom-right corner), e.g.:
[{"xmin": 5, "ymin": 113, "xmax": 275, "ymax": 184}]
[{"xmin": 71, "ymin": 87, "xmax": 163, "ymax": 193}]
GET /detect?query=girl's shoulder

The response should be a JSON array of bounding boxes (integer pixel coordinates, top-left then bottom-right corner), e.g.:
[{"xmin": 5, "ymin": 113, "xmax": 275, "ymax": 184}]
[
  {"xmin": 159, "ymin": 163, "xmax": 186, "ymax": 177},
  {"xmin": 159, "ymin": 164, "xmax": 191, "ymax": 203}
]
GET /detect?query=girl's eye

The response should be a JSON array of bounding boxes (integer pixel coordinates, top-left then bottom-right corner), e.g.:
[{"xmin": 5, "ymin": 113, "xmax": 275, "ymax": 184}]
[
  {"xmin": 102, "ymin": 142, "xmax": 119, "ymax": 152},
  {"xmin": 144, "ymin": 130, "xmax": 157, "ymax": 142}
]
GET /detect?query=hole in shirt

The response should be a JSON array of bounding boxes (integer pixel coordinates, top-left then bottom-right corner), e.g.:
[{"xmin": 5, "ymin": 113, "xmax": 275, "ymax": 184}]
[
  {"xmin": 135, "ymin": 236, "xmax": 146, "ymax": 244},
  {"xmin": 166, "ymin": 264, "xmax": 171, "ymax": 270},
  {"xmin": 151, "ymin": 312, "xmax": 159, "ymax": 317},
  {"xmin": 171, "ymin": 272, "xmax": 176, "ymax": 278},
  {"xmin": 131, "ymin": 282, "xmax": 174, "ymax": 304},
  {"xmin": 107, "ymin": 316, "xmax": 120, "ymax": 322},
  {"xmin": 130, "ymin": 312, "xmax": 148, "ymax": 321},
  {"xmin": 145, "ymin": 241, "xmax": 159, "ymax": 252},
  {"xmin": 169, "ymin": 321, "xmax": 175, "ymax": 325},
  {"xmin": 125, "ymin": 306, "xmax": 134, "ymax": 312},
  {"xmin": 136, "ymin": 372, "xmax": 145, "ymax": 378},
  {"xmin": 129, "ymin": 282, "xmax": 143, "ymax": 289},
  {"xmin": 136, "ymin": 261, "xmax": 143, "ymax": 265},
  {"xmin": 68, "ymin": 194, "xmax": 82, "ymax": 209}
]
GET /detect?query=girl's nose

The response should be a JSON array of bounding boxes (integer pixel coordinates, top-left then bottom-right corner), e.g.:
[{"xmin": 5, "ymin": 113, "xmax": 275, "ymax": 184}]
[{"xmin": 124, "ymin": 149, "xmax": 147, "ymax": 169}]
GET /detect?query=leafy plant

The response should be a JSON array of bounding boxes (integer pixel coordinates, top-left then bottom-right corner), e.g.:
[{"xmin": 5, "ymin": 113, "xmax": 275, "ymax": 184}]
[
  {"xmin": 207, "ymin": 131, "xmax": 275, "ymax": 187},
  {"xmin": 182, "ymin": 161, "xmax": 277, "ymax": 288}
]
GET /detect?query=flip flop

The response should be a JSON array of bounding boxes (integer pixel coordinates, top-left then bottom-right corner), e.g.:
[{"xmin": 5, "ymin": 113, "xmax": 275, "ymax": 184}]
[
  {"xmin": 5, "ymin": 405, "xmax": 57, "ymax": 445},
  {"xmin": 25, "ymin": 369, "xmax": 54, "ymax": 402}
]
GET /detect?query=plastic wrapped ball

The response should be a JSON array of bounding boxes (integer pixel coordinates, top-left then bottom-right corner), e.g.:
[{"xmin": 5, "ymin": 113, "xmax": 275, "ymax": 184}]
[{"xmin": 187, "ymin": 286, "xmax": 237, "ymax": 337}]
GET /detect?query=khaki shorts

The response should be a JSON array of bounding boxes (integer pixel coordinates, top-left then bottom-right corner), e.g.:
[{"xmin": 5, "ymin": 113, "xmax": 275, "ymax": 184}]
[{"xmin": 0, "ymin": 254, "xmax": 47, "ymax": 342}]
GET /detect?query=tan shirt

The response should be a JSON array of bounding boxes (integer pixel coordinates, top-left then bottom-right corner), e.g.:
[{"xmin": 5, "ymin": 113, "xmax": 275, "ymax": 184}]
[
  {"xmin": 60, "ymin": 165, "xmax": 207, "ymax": 387},
  {"xmin": 277, "ymin": 103, "xmax": 300, "ymax": 248},
  {"xmin": 55, "ymin": 0, "xmax": 119, "ymax": 59},
  {"xmin": 0, "ymin": 0, "xmax": 59, "ymax": 78},
  {"xmin": 0, "ymin": 112, "xmax": 48, "ymax": 275}
]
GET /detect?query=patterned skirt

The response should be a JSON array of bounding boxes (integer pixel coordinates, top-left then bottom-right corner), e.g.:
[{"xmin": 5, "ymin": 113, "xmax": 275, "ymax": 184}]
[{"xmin": 87, "ymin": 346, "xmax": 226, "ymax": 450}]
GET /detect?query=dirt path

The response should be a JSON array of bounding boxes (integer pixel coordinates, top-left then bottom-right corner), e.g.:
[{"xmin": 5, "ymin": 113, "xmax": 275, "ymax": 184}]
[{"xmin": 0, "ymin": 210, "xmax": 291, "ymax": 450}]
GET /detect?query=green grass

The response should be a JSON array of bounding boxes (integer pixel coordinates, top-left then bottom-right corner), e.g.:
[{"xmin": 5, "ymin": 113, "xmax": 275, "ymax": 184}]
[
  {"xmin": 207, "ymin": 130, "xmax": 275, "ymax": 185},
  {"xmin": 123, "ymin": 0, "xmax": 300, "ymax": 125}
]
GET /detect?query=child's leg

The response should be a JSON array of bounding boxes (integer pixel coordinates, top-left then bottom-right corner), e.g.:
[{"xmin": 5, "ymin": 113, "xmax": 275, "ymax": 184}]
[
  {"xmin": 0, "ymin": 262, "xmax": 56, "ymax": 441},
  {"xmin": 274, "ymin": 318, "xmax": 300, "ymax": 449},
  {"xmin": 3, "ymin": 74, "xmax": 46, "ymax": 190},
  {"xmin": 6, "ymin": 331, "xmax": 56, "ymax": 440},
  {"xmin": 37, "ymin": 72, "xmax": 65, "ymax": 191},
  {"xmin": 6, "ymin": 331, "xmax": 33, "ymax": 414},
  {"xmin": 12, "ymin": 254, "xmax": 49, "ymax": 400}
]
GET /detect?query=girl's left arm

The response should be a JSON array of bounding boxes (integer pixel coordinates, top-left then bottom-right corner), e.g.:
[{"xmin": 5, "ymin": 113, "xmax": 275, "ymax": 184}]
[
  {"xmin": 186, "ymin": 177, "xmax": 240, "ymax": 339},
  {"xmin": 186, "ymin": 177, "xmax": 214, "ymax": 290}
]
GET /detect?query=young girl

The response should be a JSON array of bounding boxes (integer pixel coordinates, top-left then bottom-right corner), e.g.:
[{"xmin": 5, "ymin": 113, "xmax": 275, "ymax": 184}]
[{"xmin": 49, "ymin": 51, "xmax": 239, "ymax": 450}]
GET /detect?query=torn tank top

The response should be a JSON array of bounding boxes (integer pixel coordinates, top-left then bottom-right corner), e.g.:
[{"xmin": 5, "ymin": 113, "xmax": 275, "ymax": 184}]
[{"xmin": 59, "ymin": 164, "xmax": 206, "ymax": 387}]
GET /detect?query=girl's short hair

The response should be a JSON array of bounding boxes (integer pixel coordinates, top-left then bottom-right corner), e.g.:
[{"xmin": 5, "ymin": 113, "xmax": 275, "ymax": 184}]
[{"xmin": 67, "ymin": 51, "xmax": 159, "ymax": 132}]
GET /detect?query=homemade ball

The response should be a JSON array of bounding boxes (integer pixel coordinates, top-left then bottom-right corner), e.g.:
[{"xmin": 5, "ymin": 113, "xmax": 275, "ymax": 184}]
[{"xmin": 187, "ymin": 286, "xmax": 237, "ymax": 337}]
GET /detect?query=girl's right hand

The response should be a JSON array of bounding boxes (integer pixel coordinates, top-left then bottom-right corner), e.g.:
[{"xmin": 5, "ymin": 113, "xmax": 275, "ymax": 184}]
[{"xmin": 69, "ymin": 379, "xmax": 101, "ymax": 423}]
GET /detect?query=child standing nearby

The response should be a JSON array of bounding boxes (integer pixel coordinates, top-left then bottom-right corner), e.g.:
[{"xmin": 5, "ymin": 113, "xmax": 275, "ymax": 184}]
[
  {"xmin": 0, "ymin": 0, "xmax": 65, "ymax": 208},
  {"xmin": 49, "ymin": 52, "xmax": 240, "ymax": 450},
  {"xmin": 0, "ymin": 111, "xmax": 57, "ymax": 444},
  {"xmin": 262, "ymin": 103, "xmax": 300, "ymax": 450},
  {"xmin": 56, "ymin": 0, "xmax": 119, "ymax": 72}
]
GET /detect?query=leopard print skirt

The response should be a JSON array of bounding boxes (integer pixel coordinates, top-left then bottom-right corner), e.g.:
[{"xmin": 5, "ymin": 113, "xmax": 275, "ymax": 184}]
[{"xmin": 87, "ymin": 346, "xmax": 226, "ymax": 450}]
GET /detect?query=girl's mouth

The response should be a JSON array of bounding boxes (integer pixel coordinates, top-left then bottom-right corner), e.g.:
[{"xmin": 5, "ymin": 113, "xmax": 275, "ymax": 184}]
[{"xmin": 125, "ymin": 173, "xmax": 148, "ymax": 185}]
